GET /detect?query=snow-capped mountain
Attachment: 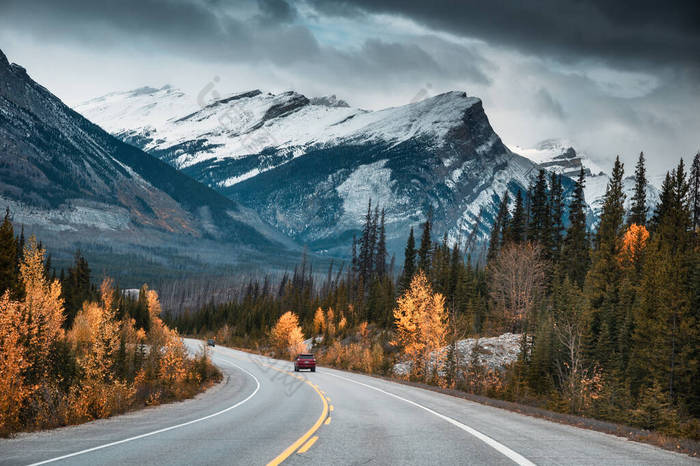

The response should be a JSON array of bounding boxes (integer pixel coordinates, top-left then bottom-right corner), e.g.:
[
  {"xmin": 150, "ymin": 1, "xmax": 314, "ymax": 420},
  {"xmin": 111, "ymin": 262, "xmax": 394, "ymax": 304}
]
[
  {"xmin": 0, "ymin": 50, "xmax": 293, "ymax": 282},
  {"xmin": 513, "ymin": 139, "xmax": 659, "ymax": 221},
  {"xmin": 77, "ymin": 86, "xmax": 546, "ymax": 257}
]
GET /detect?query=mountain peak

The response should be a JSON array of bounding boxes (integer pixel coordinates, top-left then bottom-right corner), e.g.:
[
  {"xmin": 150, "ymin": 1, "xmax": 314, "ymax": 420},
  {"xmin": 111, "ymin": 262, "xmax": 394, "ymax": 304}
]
[
  {"xmin": 0, "ymin": 48, "xmax": 8, "ymax": 68},
  {"xmin": 310, "ymin": 95, "xmax": 350, "ymax": 108}
]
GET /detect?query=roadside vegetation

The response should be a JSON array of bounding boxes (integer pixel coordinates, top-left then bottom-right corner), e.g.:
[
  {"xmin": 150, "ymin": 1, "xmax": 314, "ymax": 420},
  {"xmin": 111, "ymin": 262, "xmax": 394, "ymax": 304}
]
[
  {"xmin": 173, "ymin": 152, "xmax": 700, "ymax": 445},
  {"xmin": 0, "ymin": 219, "xmax": 220, "ymax": 437}
]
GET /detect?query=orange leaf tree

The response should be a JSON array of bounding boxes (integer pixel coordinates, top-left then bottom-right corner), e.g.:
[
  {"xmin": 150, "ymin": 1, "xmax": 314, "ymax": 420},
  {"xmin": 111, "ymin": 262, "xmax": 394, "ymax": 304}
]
[
  {"xmin": 393, "ymin": 271, "xmax": 447, "ymax": 381},
  {"xmin": 270, "ymin": 311, "xmax": 306, "ymax": 359},
  {"xmin": 618, "ymin": 223, "xmax": 649, "ymax": 269}
]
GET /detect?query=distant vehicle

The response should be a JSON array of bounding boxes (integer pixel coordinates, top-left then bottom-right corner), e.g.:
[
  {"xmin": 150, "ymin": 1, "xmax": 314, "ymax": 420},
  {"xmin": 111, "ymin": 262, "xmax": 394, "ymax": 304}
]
[
  {"xmin": 207, "ymin": 339, "xmax": 216, "ymax": 347},
  {"xmin": 294, "ymin": 353, "xmax": 316, "ymax": 372}
]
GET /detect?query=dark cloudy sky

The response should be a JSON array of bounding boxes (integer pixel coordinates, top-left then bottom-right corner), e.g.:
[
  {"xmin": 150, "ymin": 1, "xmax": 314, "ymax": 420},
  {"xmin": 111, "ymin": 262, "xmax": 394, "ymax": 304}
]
[{"xmin": 1, "ymin": 0, "xmax": 698, "ymax": 178}]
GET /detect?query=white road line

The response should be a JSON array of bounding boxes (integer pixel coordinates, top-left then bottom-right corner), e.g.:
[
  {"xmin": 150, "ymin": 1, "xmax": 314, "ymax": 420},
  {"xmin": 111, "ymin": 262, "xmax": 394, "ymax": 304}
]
[
  {"xmin": 323, "ymin": 371, "xmax": 536, "ymax": 466},
  {"xmin": 27, "ymin": 356, "xmax": 261, "ymax": 466}
]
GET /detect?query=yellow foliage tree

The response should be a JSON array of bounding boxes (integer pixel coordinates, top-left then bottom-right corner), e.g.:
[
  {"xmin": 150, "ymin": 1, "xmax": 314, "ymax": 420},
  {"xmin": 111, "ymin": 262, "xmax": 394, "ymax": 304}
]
[
  {"xmin": 271, "ymin": 311, "xmax": 305, "ymax": 359},
  {"xmin": 0, "ymin": 239, "xmax": 65, "ymax": 432},
  {"xmin": 0, "ymin": 294, "xmax": 29, "ymax": 435},
  {"xmin": 69, "ymin": 279, "xmax": 121, "ymax": 381},
  {"xmin": 313, "ymin": 307, "xmax": 325, "ymax": 335},
  {"xmin": 19, "ymin": 238, "xmax": 65, "ymax": 382},
  {"xmin": 325, "ymin": 307, "xmax": 336, "ymax": 338},
  {"xmin": 619, "ymin": 223, "xmax": 649, "ymax": 267},
  {"xmin": 393, "ymin": 271, "xmax": 448, "ymax": 381},
  {"xmin": 67, "ymin": 279, "xmax": 126, "ymax": 418}
]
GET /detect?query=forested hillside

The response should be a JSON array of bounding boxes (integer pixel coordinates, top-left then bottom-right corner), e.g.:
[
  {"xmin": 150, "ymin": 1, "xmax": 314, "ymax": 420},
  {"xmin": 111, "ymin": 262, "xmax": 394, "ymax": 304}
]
[
  {"xmin": 0, "ymin": 214, "xmax": 219, "ymax": 436},
  {"xmin": 173, "ymin": 152, "xmax": 700, "ymax": 441}
]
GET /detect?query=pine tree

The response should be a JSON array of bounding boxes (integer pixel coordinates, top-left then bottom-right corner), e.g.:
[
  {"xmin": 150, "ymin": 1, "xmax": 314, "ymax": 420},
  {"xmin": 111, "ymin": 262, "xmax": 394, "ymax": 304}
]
[
  {"xmin": 562, "ymin": 167, "xmax": 590, "ymax": 287},
  {"xmin": 375, "ymin": 209, "xmax": 387, "ymax": 278},
  {"xmin": 528, "ymin": 170, "xmax": 549, "ymax": 245},
  {"xmin": 369, "ymin": 206, "xmax": 379, "ymax": 276},
  {"xmin": 63, "ymin": 250, "xmax": 92, "ymax": 329},
  {"xmin": 448, "ymin": 243, "xmax": 461, "ymax": 306},
  {"xmin": 651, "ymin": 173, "xmax": 672, "ymax": 232},
  {"xmin": 585, "ymin": 156, "xmax": 625, "ymax": 369},
  {"xmin": 400, "ymin": 227, "xmax": 417, "ymax": 292},
  {"xmin": 418, "ymin": 214, "xmax": 432, "ymax": 274},
  {"xmin": 690, "ymin": 152, "xmax": 700, "ymax": 233},
  {"xmin": 359, "ymin": 199, "xmax": 374, "ymax": 283},
  {"xmin": 351, "ymin": 235, "xmax": 358, "ymax": 276},
  {"xmin": 0, "ymin": 208, "xmax": 17, "ymax": 296},
  {"xmin": 629, "ymin": 152, "xmax": 648, "ymax": 226},
  {"xmin": 506, "ymin": 190, "xmax": 526, "ymax": 244},
  {"xmin": 549, "ymin": 172, "xmax": 564, "ymax": 259},
  {"xmin": 487, "ymin": 193, "xmax": 509, "ymax": 262}
]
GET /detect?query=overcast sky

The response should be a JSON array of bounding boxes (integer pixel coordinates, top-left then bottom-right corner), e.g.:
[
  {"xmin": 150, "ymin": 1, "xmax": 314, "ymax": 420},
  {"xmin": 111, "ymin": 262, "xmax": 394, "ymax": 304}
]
[{"xmin": 1, "ymin": 0, "xmax": 698, "ymax": 179}]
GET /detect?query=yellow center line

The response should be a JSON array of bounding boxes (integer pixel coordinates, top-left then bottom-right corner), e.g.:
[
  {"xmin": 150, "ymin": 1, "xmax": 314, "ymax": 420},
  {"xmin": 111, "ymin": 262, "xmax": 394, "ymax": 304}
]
[
  {"xmin": 296, "ymin": 435, "xmax": 318, "ymax": 454},
  {"xmin": 324, "ymin": 417, "xmax": 331, "ymax": 425},
  {"xmin": 263, "ymin": 363, "xmax": 329, "ymax": 466},
  {"xmin": 329, "ymin": 405, "xmax": 334, "ymax": 412}
]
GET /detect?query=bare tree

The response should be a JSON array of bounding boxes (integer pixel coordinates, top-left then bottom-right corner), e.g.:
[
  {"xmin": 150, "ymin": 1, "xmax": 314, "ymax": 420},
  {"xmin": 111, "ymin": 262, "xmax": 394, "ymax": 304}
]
[
  {"xmin": 488, "ymin": 242, "xmax": 546, "ymax": 332},
  {"xmin": 554, "ymin": 308, "xmax": 585, "ymax": 411}
]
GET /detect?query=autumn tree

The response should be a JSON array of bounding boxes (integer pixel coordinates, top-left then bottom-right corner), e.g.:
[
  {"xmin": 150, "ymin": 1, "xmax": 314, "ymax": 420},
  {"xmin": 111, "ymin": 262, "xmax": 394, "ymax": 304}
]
[
  {"xmin": 618, "ymin": 224, "xmax": 649, "ymax": 272},
  {"xmin": 270, "ymin": 311, "xmax": 305, "ymax": 359},
  {"xmin": 313, "ymin": 307, "xmax": 325, "ymax": 335},
  {"xmin": 0, "ymin": 293, "xmax": 28, "ymax": 435},
  {"xmin": 393, "ymin": 271, "xmax": 448, "ymax": 381},
  {"xmin": 551, "ymin": 278, "xmax": 591, "ymax": 412},
  {"xmin": 0, "ymin": 238, "xmax": 65, "ymax": 432},
  {"xmin": 17, "ymin": 238, "xmax": 65, "ymax": 385},
  {"xmin": 68, "ymin": 279, "xmax": 124, "ymax": 418},
  {"xmin": 488, "ymin": 242, "xmax": 546, "ymax": 333}
]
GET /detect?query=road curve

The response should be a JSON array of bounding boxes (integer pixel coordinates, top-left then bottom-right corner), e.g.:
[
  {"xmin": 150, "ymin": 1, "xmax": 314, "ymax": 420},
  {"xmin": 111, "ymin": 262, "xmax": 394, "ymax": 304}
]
[{"xmin": 0, "ymin": 340, "xmax": 696, "ymax": 465}]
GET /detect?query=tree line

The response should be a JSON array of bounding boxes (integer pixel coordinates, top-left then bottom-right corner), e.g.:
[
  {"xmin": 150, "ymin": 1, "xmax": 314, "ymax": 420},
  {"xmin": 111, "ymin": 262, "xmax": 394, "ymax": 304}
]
[
  {"xmin": 0, "ymin": 214, "xmax": 219, "ymax": 436},
  {"xmin": 172, "ymin": 152, "xmax": 700, "ymax": 439}
]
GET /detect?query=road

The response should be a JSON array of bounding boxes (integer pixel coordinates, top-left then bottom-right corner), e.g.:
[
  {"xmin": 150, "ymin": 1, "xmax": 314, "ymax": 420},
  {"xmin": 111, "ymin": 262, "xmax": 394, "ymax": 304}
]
[{"xmin": 0, "ymin": 339, "xmax": 696, "ymax": 465}]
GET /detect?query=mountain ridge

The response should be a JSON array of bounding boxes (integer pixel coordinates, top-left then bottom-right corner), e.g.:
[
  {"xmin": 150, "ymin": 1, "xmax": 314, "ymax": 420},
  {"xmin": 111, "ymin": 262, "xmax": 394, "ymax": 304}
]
[
  {"xmin": 0, "ymin": 49, "xmax": 296, "ymax": 283},
  {"xmin": 76, "ymin": 85, "xmax": 548, "ymax": 257},
  {"xmin": 513, "ymin": 139, "xmax": 660, "ymax": 220}
]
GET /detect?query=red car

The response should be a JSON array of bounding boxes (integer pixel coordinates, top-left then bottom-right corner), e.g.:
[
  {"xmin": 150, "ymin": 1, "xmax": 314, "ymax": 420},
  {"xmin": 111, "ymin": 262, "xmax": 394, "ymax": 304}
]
[{"xmin": 294, "ymin": 353, "xmax": 316, "ymax": 372}]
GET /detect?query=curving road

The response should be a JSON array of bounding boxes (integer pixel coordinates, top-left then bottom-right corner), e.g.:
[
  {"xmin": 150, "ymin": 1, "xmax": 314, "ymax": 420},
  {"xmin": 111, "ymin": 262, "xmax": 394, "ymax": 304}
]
[{"xmin": 0, "ymin": 339, "xmax": 696, "ymax": 465}]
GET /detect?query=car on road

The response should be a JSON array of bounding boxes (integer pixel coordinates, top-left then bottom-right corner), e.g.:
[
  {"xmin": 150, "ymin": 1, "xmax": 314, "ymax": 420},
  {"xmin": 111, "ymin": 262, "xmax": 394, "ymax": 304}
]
[
  {"xmin": 207, "ymin": 339, "xmax": 215, "ymax": 347},
  {"xmin": 294, "ymin": 353, "xmax": 316, "ymax": 372}
]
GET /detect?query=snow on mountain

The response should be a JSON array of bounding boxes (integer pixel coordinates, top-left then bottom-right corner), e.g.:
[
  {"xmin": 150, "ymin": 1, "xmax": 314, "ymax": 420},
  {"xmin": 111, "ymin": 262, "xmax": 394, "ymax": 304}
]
[
  {"xmin": 512, "ymin": 139, "xmax": 605, "ymax": 177},
  {"xmin": 513, "ymin": 139, "xmax": 659, "ymax": 222},
  {"xmin": 0, "ymin": 49, "xmax": 294, "ymax": 281},
  {"xmin": 77, "ymin": 88, "xmax": 483, "ymax": 183},
  {"xmin": 76, "ymin": 86, "xmax": 549, "ymax": 257}
]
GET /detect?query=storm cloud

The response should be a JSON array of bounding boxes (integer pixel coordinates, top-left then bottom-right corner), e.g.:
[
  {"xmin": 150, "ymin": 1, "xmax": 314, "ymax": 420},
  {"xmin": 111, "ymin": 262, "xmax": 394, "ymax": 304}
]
[
  {"xmin": 310, "ymin": 0, "xmax": 700, "ymax": 70},
  {"xmin": 0, "ymin": 0, "xmax": 697, "ymax": 178}
]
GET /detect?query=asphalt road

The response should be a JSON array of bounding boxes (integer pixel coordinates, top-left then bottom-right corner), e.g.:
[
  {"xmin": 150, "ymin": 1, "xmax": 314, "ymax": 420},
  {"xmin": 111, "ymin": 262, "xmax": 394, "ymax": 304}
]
[{"xmin": 0, "ymin": 339, "xmax": 696, "ymax": 465}]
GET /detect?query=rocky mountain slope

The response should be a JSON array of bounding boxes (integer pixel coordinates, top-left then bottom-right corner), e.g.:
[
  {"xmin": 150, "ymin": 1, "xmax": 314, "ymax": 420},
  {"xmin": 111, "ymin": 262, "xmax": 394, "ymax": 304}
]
[
  {"xmin": 77, "ymin": 86, "xmax": 548, "ymax": 257},
  {"xmin": 394, "ymin": 332, "xmax": 523, "ymax": 376},
  {"xmin": 0, "ymin": 50, "xmax": 295, "ymax": 283}
]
